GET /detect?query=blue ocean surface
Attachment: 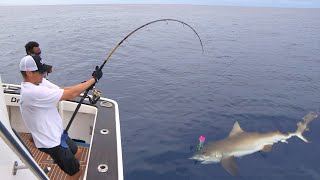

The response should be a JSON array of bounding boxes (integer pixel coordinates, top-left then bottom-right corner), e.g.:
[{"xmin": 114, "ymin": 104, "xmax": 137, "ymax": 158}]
[{"xmin": 0, "ymin": 4, "xmax": 320, "ymax": 180}]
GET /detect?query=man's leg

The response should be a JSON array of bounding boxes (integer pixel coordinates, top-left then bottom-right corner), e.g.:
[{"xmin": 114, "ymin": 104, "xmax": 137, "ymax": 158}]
[
  {"xmin": 66, "ymin": 168, "xmax": 82, "ymax": 180},
  {"xmin": 39, "ymin": 146, "xmax": 81, "ymax": 179},
  {"xmin": 65, "ymin": 137, "xmax": 83, "ymax": 179},
  {"xmin": 66, "ymin": 137, "xmax": 83, "ymax": 160}
]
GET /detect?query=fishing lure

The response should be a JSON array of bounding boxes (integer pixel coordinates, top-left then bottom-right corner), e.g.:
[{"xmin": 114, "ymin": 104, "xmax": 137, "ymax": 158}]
[{"xmin": 198, "ymin": 136, "xmax": 206, "ymax": 151}]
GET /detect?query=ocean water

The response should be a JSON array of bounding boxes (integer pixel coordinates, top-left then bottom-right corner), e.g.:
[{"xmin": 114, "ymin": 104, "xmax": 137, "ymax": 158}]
[{"xmin": 0, "ymin": 4, "xmax": 320, "ymax": 180}]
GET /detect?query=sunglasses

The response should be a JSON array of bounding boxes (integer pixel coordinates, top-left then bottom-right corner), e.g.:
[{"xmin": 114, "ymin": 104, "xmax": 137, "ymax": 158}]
[{"xmin": 33, "ymin": 70, "xmax": 46, "ymax": 75}]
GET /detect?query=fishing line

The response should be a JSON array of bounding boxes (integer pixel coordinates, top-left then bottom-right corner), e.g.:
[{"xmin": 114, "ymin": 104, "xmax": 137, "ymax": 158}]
[{"xmin": 65, "ymin": 18, "xmax": 204, "ymax": 132}]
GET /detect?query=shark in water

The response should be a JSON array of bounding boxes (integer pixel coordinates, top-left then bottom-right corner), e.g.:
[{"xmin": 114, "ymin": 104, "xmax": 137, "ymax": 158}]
[{"xmin": 190, "ymin": 111, "xmax": 318, "ymax": 176}]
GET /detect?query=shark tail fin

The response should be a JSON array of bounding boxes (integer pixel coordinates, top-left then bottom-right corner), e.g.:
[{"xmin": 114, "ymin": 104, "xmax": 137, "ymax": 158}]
[
  {"xmin": 295, "ymin": 132, "xmax": 308, "ymax": 143},
  {"xmin": 294, "ymin": 121, "xmax": 309, "ymax": 143},
  {"xmin": 293, "ymin": 112, "xmax": 318, "ymax": 143}
]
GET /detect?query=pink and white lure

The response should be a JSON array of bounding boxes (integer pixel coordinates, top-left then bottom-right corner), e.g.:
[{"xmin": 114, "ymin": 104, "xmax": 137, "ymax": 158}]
[{"xmin": 198, "ymin": 136, "xmax": 206, "ymax": 151}]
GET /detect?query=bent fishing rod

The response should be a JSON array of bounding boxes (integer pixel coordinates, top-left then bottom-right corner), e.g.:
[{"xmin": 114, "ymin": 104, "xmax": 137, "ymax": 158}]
[{"xmin": 65, "ymin": 18, "xmax": 204, "ymax": 132}]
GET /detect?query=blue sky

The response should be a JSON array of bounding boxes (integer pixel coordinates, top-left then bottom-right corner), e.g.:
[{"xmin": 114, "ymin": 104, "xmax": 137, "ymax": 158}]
[{"xmin": 0, "ymin": 0, "xmax": 319, "ymax": 8}]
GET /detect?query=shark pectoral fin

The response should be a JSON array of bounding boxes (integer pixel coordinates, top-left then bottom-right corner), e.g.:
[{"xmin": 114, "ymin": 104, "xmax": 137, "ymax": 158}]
[
  {"xmin": 261, "ymin": 145, "xmax": 273, "ymax": 152},
  {"xmin": 221, "ymin": 156, "xmax": 238, "ymax": 176}
]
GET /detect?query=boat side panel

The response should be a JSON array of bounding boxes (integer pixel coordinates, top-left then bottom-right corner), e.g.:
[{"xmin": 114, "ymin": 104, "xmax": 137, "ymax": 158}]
[
  {"xmin": 62, "ymin": 111, "xmax": 95, "ymax": 143},
  {"xmin": 8, "ymin": 106, "xmax": 29, "ymax": 133}
]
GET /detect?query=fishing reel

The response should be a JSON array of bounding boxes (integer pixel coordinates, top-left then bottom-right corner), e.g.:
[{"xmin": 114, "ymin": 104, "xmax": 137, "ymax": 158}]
[{"xmin": 88, "ymin": 86, "xmax": 102, "ymax": 105}]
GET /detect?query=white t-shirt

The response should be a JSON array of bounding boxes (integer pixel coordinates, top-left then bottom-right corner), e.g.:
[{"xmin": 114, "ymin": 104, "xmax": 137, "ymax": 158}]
[
  {"xmin": 40, "ymin": 78, "xmax": 60, "ymax": 89},
  {"xmin": 20, "ymin": 81, "xmax": 64, "ymax": 148}
]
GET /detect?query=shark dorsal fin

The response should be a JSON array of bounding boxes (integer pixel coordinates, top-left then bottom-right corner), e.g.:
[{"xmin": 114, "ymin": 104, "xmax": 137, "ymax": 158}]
[{"xmin": 228, "ymin": 121, "xmax": 244, "ymax": 137}]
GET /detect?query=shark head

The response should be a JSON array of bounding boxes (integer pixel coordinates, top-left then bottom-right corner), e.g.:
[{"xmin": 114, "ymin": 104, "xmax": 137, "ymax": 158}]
[
  {"xmin": 190, "ymin": 150, "xmax": 223, "ymax": 164},
  {"xmin": 190, "ymin": 121, "xmax": 244, "ymax": 164}
]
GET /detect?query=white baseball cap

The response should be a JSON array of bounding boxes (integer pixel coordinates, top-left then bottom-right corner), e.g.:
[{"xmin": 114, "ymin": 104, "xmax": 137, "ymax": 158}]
[{"xmin": 19, "ymin": 55, "xmax": 52, "ymax": 73}]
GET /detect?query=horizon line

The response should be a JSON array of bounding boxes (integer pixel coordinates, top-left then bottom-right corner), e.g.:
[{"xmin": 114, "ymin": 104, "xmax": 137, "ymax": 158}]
[{"xmin": 0, "ymin": 3, "xmax": 319, "ymax": 8}]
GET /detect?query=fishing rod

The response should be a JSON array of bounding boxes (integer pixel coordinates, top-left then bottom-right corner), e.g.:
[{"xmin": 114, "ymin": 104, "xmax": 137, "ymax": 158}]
[{"xmin": 65, "ymin": 18, "xmax": 204, "ymax": 132}]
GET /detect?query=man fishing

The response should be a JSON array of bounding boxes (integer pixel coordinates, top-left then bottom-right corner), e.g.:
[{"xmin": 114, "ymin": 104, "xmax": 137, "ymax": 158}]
[{"xmin": 19, "ymin": 54, "xmax": 102, "ymax": 179}]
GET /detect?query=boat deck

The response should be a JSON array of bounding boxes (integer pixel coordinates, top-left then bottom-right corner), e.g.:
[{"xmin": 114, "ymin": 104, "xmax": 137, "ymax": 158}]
[{"xmin": 18, "ymin": 133, "xmax": 89, "ymax": 180}]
